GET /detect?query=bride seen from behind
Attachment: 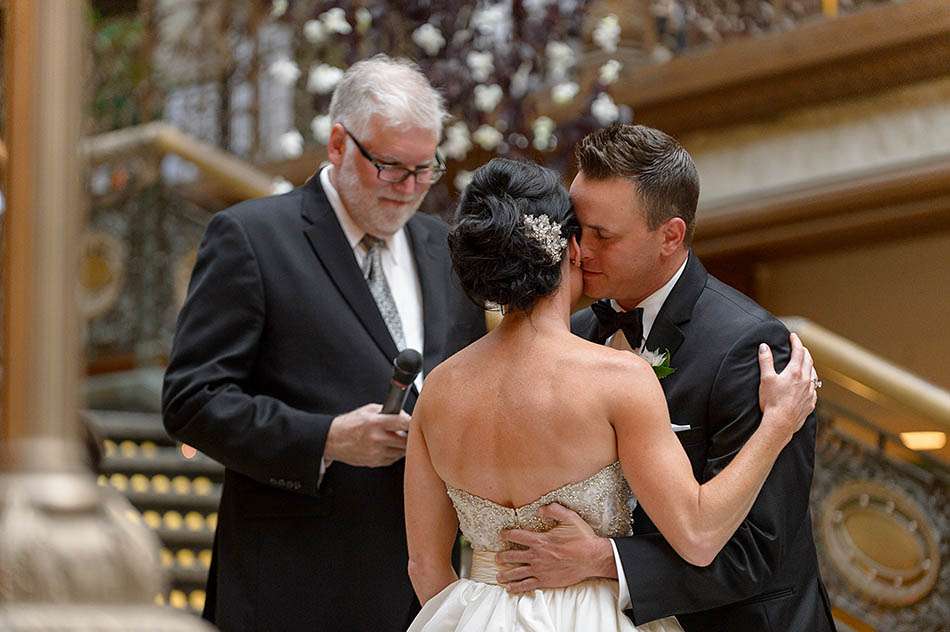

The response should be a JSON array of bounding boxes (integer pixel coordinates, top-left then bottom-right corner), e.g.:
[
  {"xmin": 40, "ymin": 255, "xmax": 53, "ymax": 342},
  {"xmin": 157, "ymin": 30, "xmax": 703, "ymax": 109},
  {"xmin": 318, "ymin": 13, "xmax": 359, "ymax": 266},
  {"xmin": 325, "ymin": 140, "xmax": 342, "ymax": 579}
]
[{"xmin": 404, "ymin": 159, "xmax": 816, "ymax": 631}]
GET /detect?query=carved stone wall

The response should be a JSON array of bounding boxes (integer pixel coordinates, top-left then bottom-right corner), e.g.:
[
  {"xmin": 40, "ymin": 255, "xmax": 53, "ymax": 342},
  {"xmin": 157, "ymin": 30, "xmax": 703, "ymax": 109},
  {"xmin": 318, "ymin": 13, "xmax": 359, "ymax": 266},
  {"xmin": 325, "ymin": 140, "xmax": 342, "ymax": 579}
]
[{"xmin": 683, "ymin": 77, "xmax": 950, "ymax": 207}]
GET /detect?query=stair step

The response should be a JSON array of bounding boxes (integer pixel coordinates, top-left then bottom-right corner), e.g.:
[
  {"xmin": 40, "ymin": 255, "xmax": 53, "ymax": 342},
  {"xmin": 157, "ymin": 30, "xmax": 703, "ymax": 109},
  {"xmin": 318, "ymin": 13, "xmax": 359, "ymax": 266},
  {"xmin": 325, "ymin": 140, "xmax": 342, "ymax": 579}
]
[
  {"xmin": 167, "ymin": 566, "xmax": 211, "ymax": 589},
  {"xmin": 84, "ymin": 410, "xmax": 175, "ymax": 444},
  {"xmin": 101, "ymin": 451, "xmax": 223, "ymax": 479},
  {"xmin": 153, "ymin": 526, "xmax": 215, "ymax": 549},
  {"xmin": 129, "ymin": 492, "xmax": 221, "ymax": 514},
  {"xmin": 155, "ymin": 588, "xmax": 207, "ymax": 615},
  {"xmin": 88, "ymin": 407, "xmax": 219, "ymax": 600},
  {"xmin": 98, "ymin": 473, "xmax": 220, "ymax": 508}
]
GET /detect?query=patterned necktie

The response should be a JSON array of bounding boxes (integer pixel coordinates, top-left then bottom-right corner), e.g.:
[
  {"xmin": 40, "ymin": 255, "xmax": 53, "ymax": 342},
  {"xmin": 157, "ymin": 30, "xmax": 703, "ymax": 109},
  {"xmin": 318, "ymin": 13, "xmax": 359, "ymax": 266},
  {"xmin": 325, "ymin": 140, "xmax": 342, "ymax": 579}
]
[
  {"xmin": 590, "ymin": 300, "xmax": 644, "ymax": 350},
  {"xmin": 361, "ymin": 235, "xmax": 406, "ymax": 349}
]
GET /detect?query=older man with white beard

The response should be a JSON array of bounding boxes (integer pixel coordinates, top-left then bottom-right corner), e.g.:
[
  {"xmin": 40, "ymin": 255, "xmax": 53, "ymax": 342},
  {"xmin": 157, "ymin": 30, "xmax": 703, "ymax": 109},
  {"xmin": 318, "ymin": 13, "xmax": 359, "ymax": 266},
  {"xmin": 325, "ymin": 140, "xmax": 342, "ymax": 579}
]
[{"xmin": 162, "ymin": 55, "xmax": 486, "ymax": 632}]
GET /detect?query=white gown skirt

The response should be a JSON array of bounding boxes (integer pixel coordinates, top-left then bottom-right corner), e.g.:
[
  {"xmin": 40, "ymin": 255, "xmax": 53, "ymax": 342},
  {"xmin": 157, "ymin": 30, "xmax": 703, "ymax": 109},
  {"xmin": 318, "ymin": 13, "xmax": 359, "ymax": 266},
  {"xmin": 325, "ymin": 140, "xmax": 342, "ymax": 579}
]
[{"xmin": 408, "ymin": 571, "xmax": 682, "ymax": 632}]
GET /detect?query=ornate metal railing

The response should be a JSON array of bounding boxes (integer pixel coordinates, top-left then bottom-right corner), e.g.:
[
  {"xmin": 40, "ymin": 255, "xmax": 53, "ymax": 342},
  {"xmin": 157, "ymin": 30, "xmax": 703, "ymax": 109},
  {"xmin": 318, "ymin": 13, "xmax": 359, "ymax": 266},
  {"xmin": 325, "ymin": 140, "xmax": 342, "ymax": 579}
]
[
  {"xmin": 785, "ymin": 317, "xmax": 949, "ymax": 630},
  {"xmin": 79, "ymin": 123, "xmax": 287, "ymax": 371},
  {"xmin": 813, "ymin": 403, "xmax": 948, "ymax": 630},
  {"xmin": 784, "ymin": 317, "xmax": 950, "ymax": 428}
]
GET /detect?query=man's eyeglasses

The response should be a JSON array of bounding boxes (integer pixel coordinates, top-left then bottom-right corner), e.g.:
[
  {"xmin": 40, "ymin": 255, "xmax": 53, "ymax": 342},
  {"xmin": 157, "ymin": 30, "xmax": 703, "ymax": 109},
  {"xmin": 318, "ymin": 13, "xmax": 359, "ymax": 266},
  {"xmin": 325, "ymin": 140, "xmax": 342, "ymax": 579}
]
[{"xmin": 343, "ymin": 127, "xmax": 446, "ymax": 185}]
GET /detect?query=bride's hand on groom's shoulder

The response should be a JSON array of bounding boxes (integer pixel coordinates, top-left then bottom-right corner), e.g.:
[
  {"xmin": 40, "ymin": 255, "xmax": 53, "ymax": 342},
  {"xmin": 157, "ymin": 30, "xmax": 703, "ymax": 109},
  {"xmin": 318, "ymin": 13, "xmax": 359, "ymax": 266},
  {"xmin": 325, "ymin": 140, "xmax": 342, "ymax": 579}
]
[
  {"xmin": 496, "ymin": 503, "xmax": 616, "ymax": 593},
  {"xmin": 757, "ymin": 333, "xmax": 818, "ymax": 441}
]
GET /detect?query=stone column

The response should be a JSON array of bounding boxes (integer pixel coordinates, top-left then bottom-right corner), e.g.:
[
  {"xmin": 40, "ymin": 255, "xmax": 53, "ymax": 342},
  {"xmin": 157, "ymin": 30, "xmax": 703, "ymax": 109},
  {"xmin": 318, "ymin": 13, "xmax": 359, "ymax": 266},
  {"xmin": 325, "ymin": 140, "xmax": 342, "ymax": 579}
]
[{"xmin": 0, "ymin": 3, "xmax": 209, "ymax": 629}]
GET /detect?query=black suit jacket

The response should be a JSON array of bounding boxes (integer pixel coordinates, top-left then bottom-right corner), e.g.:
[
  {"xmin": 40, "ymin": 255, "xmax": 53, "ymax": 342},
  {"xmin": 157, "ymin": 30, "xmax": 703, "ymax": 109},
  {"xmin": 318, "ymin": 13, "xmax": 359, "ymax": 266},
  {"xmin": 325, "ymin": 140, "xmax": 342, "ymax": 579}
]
[
  {"xmin": 162, "ymin": 174, "xmax": 486, "ymax": 632},
  {"xmin": 573, "ymin": 253, "xmax": 835, "ymax": 632}
]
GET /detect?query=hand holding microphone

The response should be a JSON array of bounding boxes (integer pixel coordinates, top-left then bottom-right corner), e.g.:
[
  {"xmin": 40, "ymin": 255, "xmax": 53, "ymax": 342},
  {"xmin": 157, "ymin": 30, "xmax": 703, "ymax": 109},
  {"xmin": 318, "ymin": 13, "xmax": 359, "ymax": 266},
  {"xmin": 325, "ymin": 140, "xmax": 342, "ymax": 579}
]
[{"xmin": 323, "ymin": 349, "xmax": 422, "ymax": 468}]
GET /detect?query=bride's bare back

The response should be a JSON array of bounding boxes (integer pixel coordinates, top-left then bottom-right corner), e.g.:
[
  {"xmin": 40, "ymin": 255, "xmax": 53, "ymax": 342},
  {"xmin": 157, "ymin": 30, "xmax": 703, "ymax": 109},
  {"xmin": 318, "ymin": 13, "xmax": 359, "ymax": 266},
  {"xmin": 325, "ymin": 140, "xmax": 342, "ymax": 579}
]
[{"xmin": 418, "ymin": 323, "xmax": 630, "ymax": 508}]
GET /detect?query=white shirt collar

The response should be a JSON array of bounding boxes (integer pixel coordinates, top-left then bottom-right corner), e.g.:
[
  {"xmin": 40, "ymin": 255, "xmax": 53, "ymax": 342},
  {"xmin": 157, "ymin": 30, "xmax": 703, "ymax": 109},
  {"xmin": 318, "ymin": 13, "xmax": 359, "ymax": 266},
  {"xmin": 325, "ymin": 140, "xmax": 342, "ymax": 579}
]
[{"xmin": 610, "ymin": 255, "xmax": 689, "ymax": 347}]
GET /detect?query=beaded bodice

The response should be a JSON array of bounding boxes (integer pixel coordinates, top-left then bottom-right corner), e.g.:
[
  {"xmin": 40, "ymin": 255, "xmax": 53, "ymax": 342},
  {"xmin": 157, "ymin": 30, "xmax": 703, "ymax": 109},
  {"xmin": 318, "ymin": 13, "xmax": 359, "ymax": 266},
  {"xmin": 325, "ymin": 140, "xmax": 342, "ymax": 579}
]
[{"xmin": 445, "ymin": 461, "xmax": 634, "ymax": 552}]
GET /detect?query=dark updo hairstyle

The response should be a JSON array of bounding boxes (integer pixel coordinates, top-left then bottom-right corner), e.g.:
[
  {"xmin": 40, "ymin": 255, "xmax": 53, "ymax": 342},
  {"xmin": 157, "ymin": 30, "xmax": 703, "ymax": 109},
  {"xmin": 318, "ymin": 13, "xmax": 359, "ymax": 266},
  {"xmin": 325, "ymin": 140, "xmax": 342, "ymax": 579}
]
[{"xmin": 448, "ymin": 158, "xmax": 578, "ymax": 311}]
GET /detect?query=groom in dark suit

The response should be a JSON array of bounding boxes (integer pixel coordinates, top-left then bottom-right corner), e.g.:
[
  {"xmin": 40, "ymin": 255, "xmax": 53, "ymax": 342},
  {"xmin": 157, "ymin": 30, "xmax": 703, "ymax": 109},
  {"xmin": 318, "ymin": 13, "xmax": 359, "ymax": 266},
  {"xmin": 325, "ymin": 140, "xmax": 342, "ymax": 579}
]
[
  {"xmin": 498, "ymin": 124, "xmax": 835, "ymax": 631},
  {"xmin": 162, "ymin": 56, "xmax": 485, "ymax": 631}
]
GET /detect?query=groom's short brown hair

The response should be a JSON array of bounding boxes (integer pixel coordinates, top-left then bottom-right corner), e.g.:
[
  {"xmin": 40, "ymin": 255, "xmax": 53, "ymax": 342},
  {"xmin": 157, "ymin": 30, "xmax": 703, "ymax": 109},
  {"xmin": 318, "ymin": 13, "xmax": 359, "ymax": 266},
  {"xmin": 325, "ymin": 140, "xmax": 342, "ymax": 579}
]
[{"xmin": 575, "ymin": 123, "xmax": 699, "ymax": 245}]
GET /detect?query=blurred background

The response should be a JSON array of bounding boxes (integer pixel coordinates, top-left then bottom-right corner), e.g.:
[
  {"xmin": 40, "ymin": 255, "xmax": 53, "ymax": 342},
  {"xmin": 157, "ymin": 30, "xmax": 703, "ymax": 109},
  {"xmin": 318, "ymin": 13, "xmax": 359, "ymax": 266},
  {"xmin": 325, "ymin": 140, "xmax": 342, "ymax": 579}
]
[{"xmin": 0, "ymin": 0, "xmax": 948, "ymax": 630}]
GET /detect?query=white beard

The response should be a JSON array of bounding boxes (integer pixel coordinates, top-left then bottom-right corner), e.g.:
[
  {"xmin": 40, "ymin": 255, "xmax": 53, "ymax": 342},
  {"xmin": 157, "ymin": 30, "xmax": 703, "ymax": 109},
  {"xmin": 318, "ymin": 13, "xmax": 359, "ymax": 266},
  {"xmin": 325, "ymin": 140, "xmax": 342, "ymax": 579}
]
[{"xmin": 335, "ymin": 155, "xmax": 425, "ymax": 237}]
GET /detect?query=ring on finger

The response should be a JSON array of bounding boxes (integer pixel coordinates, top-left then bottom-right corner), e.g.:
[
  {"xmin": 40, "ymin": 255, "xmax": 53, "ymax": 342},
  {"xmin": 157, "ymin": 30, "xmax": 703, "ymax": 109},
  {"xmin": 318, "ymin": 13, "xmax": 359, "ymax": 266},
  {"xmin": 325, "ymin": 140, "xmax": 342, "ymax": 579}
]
[{"xmin": 811, "ymin": 377, "xmax": 822, "ymax": 389}]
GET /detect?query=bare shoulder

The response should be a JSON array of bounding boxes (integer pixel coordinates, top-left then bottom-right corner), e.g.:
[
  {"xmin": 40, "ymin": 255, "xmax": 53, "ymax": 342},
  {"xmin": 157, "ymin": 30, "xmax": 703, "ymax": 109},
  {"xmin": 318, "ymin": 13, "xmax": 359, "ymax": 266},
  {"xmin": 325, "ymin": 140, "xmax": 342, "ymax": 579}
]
[
  {"xmin": 412, "ymin": 345, "xmax": 475, "ymax": 425},
  {"xmin": 578, "ymin": 339, "xmax": 655, "ymax": 386},
  {"xmin": 415, "ymin": 360, "xmax": 455, "ymax": 408},
  {"xmin": 422, "ymin": 341, "xmax": 477, "ymax": 390},
  {"xmin": 575, "ymin": 342, "xmax": 664, "ymax": 420}
]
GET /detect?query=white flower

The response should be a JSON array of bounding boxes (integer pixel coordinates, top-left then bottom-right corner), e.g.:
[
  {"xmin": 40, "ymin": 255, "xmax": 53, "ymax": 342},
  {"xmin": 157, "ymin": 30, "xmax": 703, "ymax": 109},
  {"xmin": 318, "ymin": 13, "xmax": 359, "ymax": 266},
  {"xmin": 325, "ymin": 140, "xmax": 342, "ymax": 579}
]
[
  {"xmin": 551, "ymin": 81, "xmax": 579, "ymax": 105},
  {"xmin": 591, "ymin": 92, "xmax": 620, "ymax": 125},
  {"xmin": 474, "ymin": 84, "xmax": 503, "ymax": 112},
  {"xmin": 90, "ymin": 165, "xmax": 112, "ymax": 196},
  {"xmin": 440, "ymin": 122, "xmax": 472, "ymax": 161},
  {"xmin": 452, "ymin": 29, "xmax": 472, "ymax": 47},
  {"xmin": 412, "ymin": 23, "xmax": 446, "ymax": 56},
  {"xmin": 651, "ymin": 45, "xmax": 674, "ymax": 64},
  {"xmin": 637, "ymin": 347, "xmax": 666, "ymax": 366},
  {"xmin": 593, "ymin": 14, "xmax": 621, "ymax": 53},
  {"xmin": 509, "ymin": 61, "xmax": 533, "ymax": 99},
  {"xmin": 272, "ymin": 177, "xmax": 294, "ymax": 194},
  {"xmin": 268, "ymin": 58, "xmax": 300, "ymax": 85},
  {"xmin": 466, "ymin": 51, "xmax": 494, "ymax": 83},
  {"xmin": 307, "ymin": 64, "xmax": 344, "ymax": 94},
  {"xmin": 546, "ymin": 41, "xmax": 575, "ymax": 81},
  {"xmin": 270, "ymin": 0, "xmax": 288, "ymax": 18},
  {"xmin": 523, "ymin": 0, "xmax": 553, "ymax": 16},
  {"xmin": 320, "ymin": 8, "xmax": 352, "ymax": 34},
  {"xmin": 454, "ymin": 170, "xmax": 474, "ymax": 191},
  {"xmin": 471, "ymin": 4, "xmax": 508, "ymax": 37},
  {"xmin": 472, "ymin": 124, "xmax": 503, "ymax": 151},
  {"xmin": 546, "ymin": 41, "xmax": 574, "ymax": 67},
  {"xmin": 599, "ymin": 59, "xmax": 622, "ymax": 85},
  {"xmin": 356, "ymin": 8, "xmax": 373, "ymax": 33},
  {"xmin": 310, "ymin": 115, "xmax": 332, "ymax": 145},
  {"xmin": 279, "ymin": 130, "xmax": 304, "ymax": 159},
  {"xmin": 532, "ymin": 116, "xmax": 556, "ymax": 151},
  {"xmin": 303, "ymin": 20, "xmax": 327, "ymax": 45}
]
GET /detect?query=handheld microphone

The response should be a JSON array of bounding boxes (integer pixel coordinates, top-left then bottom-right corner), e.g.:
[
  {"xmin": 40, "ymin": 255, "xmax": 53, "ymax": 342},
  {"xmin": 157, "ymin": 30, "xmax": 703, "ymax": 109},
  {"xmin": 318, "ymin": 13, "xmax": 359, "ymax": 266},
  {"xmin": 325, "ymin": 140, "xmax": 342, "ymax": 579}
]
[{"xmin": 381, "ymin": 349, "xmax": 423, "ymax": 414}]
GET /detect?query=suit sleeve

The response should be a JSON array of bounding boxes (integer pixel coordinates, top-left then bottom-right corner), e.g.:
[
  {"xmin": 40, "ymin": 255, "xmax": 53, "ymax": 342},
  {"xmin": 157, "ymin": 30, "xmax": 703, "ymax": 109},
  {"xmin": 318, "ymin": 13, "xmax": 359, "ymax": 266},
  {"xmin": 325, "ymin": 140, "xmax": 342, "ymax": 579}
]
[
  {"xmin": 615, "ymin": 318, "xmax": 817, "ymax": 624},
  {"xmin": 161, "ymin": 212, "xmax": 333, "ymax": 496}
]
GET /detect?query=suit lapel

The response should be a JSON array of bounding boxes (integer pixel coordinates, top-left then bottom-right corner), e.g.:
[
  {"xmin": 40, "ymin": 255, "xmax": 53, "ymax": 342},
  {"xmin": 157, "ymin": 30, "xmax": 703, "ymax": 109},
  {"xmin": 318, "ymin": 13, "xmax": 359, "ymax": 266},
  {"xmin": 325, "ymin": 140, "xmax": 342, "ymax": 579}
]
[
  {"xmin": 300, "ymin": 176, "xmax": 400, "ymax": 362},
  {"xmin": 405, "ymin": 217, "xmax": 448, "ymax": 379},
  {"xmin": 644, "ymin": 251, "xmax": 708, "ymax": 359}
]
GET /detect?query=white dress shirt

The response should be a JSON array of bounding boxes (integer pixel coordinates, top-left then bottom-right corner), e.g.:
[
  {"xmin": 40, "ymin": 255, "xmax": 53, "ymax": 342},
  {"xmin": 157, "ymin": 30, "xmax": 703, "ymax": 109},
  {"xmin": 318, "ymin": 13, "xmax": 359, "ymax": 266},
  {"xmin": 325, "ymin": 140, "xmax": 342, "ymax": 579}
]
[
  {"xmin": 320, "ymin": 166, "xmax": 425, "ymax": 390},
  {"xmin": 606, "ymin": 256, "xmax": 689, "ymax": 610},
  {"xmin": 317, "ymin": 167, "xmax": 426, "ymax": 485}
]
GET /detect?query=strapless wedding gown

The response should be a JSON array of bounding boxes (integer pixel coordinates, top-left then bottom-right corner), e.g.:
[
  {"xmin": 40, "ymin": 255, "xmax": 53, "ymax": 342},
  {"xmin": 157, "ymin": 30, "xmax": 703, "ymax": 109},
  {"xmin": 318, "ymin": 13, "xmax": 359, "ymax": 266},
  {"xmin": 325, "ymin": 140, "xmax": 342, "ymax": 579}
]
[{"xmin": 407, "ymin": 462, "xmax": 683, "ymax": 632}]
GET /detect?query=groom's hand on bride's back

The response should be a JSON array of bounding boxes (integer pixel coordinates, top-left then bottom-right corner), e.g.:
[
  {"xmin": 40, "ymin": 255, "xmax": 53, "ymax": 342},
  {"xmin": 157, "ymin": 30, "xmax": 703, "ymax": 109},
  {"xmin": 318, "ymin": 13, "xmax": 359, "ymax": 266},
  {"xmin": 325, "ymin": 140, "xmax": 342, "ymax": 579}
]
[
  {"xmin": 323, "ymin": 403, "xmax": 411, "ymax": 467},
  {"xmin": 496, "ymin": 503, "xmax": 616, "ymax": 593}
]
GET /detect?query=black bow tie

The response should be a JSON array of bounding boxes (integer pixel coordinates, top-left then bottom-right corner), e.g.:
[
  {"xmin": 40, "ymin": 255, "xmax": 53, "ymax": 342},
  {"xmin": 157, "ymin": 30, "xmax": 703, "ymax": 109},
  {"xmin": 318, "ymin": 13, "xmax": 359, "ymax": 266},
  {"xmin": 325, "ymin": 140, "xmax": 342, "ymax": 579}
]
[{"xmin": 591, "ymin": 300, "xmax": 644, "ymax": 347}]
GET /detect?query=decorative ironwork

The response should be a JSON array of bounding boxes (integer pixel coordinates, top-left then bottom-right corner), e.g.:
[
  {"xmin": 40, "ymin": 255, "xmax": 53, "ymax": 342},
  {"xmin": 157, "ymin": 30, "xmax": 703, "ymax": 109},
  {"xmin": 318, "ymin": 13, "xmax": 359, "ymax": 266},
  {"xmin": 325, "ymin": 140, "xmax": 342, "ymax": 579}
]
[
  {"xmin": 812, "ymin": 406, "xmax": 950, "ymax": 630},
  {"xmin": 819, "ymin": 480, "xmax": 940, "ymax": 606},
  {"xmin": 85, "ymin": 179, "xmax": 209, "ymax": 368},
  {"xmin": 80, "ymin": 231, "xmax": 128, "ymax": 320}
]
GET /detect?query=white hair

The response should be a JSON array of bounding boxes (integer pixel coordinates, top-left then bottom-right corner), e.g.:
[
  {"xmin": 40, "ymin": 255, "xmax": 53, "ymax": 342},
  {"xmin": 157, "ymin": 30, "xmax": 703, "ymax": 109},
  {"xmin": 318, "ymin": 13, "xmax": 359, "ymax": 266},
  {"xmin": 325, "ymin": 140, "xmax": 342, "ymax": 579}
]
[{"xmin": 328, "ymin": 54, "xmax": 448, "ymax": 139}]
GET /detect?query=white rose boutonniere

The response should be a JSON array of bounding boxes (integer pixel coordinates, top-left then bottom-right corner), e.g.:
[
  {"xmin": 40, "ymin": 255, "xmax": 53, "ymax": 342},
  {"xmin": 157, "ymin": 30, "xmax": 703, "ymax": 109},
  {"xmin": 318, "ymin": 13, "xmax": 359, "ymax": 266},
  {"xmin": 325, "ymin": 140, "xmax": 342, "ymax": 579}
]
[{"xmin": 638, "ymin": 347, "xmax": 676, "ymax": 379}]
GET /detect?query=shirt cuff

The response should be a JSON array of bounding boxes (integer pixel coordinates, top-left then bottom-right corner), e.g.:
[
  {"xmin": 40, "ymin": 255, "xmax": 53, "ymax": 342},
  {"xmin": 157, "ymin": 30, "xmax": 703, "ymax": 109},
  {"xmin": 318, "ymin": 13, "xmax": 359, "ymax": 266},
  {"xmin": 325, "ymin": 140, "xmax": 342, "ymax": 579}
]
[
  {"xmin": 317, "ymin": 458, "xmax": 329, "ymax": 488},
  {"xmin": 610, "ymin": 538, "xmax": 632, "ymax": 611}
]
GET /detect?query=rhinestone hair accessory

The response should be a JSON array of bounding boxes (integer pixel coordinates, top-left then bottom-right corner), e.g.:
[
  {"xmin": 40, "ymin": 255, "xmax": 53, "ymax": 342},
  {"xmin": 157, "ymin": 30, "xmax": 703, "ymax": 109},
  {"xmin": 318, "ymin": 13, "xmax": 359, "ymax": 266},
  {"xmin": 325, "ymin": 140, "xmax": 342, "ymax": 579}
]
[{"xmin": 521, "ymin": 213, "xmax": 568, "ymax": 265}]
